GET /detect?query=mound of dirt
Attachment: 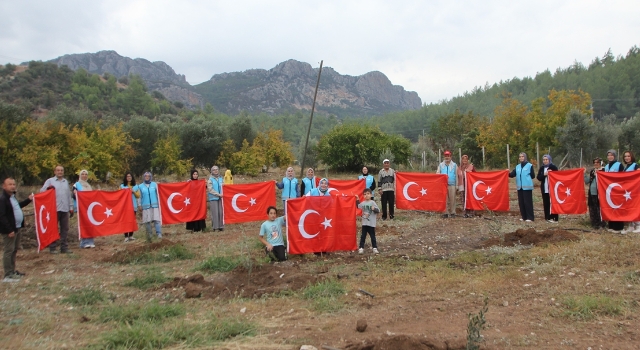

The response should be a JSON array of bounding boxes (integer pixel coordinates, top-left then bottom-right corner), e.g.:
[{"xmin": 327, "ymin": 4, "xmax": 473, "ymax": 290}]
[
  {"xmin": 161, "ymin": 262, "xmax": 322, "ymax": 299},
  {"xmin": 344, "ymin": 334, "xmax": 465, "ymax": 350},
  {"xmin": 481, "ymin": 228, "xmax": 580, "ymax": 248},
  {"xmin": 102, "ymin": 239, "xmax": 176, "ymax": 263}
]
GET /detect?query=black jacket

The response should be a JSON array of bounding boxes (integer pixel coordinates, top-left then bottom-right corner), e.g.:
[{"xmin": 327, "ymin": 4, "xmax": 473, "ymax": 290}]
[
  {"xmin": 0, "ymin": 190, "xmax": 32, "ymax": 234},
  {"xmin": 536, "ymin": 164, "xmax": 559, "ymax": 194}
]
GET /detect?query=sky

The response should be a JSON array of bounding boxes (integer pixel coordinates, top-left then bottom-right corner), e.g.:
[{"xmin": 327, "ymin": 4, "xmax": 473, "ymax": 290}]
[{"xmin": 1, "ymin": 0, "xmax": 639, "ymax": 104}]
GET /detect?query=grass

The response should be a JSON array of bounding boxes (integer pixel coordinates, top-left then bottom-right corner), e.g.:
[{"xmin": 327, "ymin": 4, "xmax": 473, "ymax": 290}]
[
  {"xmin": 561, "ymin": 294, "xmax": 627, "ymax": 320},
  {"xmin": 98, "ymin": 302, "xmax": 185, "ymax": 324},
  {"xmin": 121, "ymin": 244, "xmax": 195, "ymax": 264},
  {"xmin": 60, "ymin": 288, "xmax": 106, "ymax": 306},
  {"xmin": 124, "ymin": 269, "xmax": 170, "ymax": 290},
  {"xmin": 196, "ymin": 255, "xmax": 241, "ymax": 273},
  {"xmin": 302, "ymin": 279, "xmax": 346, "ymax": 313}
]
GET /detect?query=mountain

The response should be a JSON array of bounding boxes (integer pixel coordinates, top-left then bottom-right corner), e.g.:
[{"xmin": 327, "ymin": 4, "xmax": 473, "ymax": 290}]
[
  {"xmin": 47, "ymin": 50, "xmax": 203, "ymax": 109},
  {"xmin": 194, "ymin": 59, "xmax": 422, "ymax": 116}
]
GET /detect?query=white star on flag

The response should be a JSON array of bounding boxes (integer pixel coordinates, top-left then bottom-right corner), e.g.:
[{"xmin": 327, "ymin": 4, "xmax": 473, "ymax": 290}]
[
  {"xmin": 420, "ymin": 188, "xmax": 427, "ymax": 196},
  {"xmin": 104, "ymin": 208, "xmax": 113, "ymax": 218},
  {"xmin": 184, "ymin": 197, "xmax": 191, "ymax": 206},
  {"xmin": 249, "ymin": 198, "xmax": 257, "ymax": 206},
  {"xmin": 624, "ymin": 190, "xmax": 632, "ymax": 201},
  {"xmin": 322, "ymin": 217, "xmax": 332, "ymax": 229},
  {"xmin": 486, "ymin": 186, "xmax": 492, "ymax": 195},
  {"xmin": 565, "ymin": 188, "xmax": 571, "ymax": 196}
]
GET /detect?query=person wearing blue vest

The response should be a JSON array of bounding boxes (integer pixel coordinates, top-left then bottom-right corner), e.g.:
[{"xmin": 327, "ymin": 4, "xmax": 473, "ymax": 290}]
[
  {"xmin": 276, "ymin": 167, "xmax": 300, "ymax": 211},
  {"xmin": 74, "ymin": 170, "xmax": 95, "ymax": 248},
  {"xmin": 436, "ymin": 150, "xmax": 458, "ymax": 218},
  {"xmin": 604, "ymin": 150, "xmax": 624, "ymax": 233},
  {"xmin": 207, "ymin": 166, "xmax": 224, "ymax": 231},
  {"xmin": 308, "ymin": 178, "xmax": 330, "ymax": 196},
  {"xmin": 508, "ymin": 152, "xmax": 536, "ymax": 222},
  {"xmin": 621, "ymin": 151, "xmax": 640, "ymax": 233},
  {"xmin": 358, "ymin": 167, "xmax": 376, "ymax": 200},
  {"xmin": 140, "ymin": 172, "xmax": 162, "ymax": 240},
  {"xmin": 300, "ymin": 168, "xmax": 318, "ymax": 196},
  {"xmin": 120, "ymin": 172, "xmax": 140, "ymax": 242}
]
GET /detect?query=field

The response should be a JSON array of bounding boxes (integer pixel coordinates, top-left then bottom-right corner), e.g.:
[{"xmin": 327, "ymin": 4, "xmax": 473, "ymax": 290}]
[{"xmin": 1, "ymin": 169, "xmax": 639, "ymax": 349}]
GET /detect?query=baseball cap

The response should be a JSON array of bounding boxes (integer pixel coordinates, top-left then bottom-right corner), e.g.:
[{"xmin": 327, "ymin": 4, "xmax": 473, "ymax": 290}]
[
  {"xmin": 383, "ymin": 159, "xmax": 390, "ymax": 163},
  {"xmin": 444, "ymin": 150, "xmax": 451, "ymax": 156}
]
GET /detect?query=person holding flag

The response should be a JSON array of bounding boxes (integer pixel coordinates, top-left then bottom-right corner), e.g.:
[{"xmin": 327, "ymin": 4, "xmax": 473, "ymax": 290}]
[
  {"xmin": 604, "ymin": 150, "xmax": 624, "ymax": 233},
  {"xmin": 436, "ymin": 151, "xmax": 458, "ymax": 218},
  {"xmin": 40, "ymin": 165, "xmax": 74, "ymax": 254},
  {"xmin": 1, "ymin": 178, "xmax": 33, "ymax": 282},
  {"xmin": 621, "ymin": 151, "xmax": 640, "ymax": 233},
  {"xmin": 258, "ymin": 206, "xmax": 287, "ymax": 262},
  {"xmin": 300, "ymin": 168, "xmax": 318, "ymax": 195},
  {"xmin": 74, "ymin": 170, "xmax": 95, "ymax": 248},
  {"xmin": 207, "ymin": 166, "xmax": 224, "ymax": 232},
  {"xmin": 358, "ymin": 167, "xmax": 376, "ymax": 200},
  {"xmin": 120, "ymin": 172, "xmax": 140, "ymax": 242},
  {"xmin": 186, "ymin": 170, "xmax": 207, "ymax": 232},
  {"xmin": 356, "ymin": 188, "xmax": 380, "ymax": 254},
  {"xmin": 584, "ymin": 157, "xmax": 605, "ymax": 230},
  {"xmin": 276, "ymin": 167, "xmax": 300, "ymax": 210},
  {"xmin": 308, "ymin": 178, "xmax": 331, "ymax": 196},
  {"xmin": 378, "ymin": 159, "xmax": 396, "ymax": 220},
  {"xmin": 537, "ymin": 155, "xmax": 559, "ymax": 223},
  {"xmin": 140, "ymin": 172, "xmax": 162, "ymax": 240},
  {"xmin": 457, "ymin": 155, "xmax": 476, "ymax": 218},
  {"xmin": 509, "ymin": 152, "xmax": 536, "ymax": 222}
]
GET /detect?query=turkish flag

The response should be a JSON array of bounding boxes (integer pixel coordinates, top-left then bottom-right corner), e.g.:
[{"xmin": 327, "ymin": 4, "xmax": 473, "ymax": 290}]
[
  {"xmin": 286, "ymin": 196, "xmax": 357, "ymax": 254},
  {"xmin": 597, "ymin": 171, "xmax": 640, "ymax": 221},
  {"xmin": 549, "ymin": 169, "xmax": 587, "ymax": 214},
  {"xmin": 327, "ymin": 179, "xmax": 365, "ymax": 215},
  {"xmin": 33, "ymin": 189, "xmax": 59, "ymax": 252},
  {"xmin": 158, "ymin": 181, "xmax": 207, "ymax": 225},
  {"xmin": 222, "ymin": 182, "xmax": 276, "ymax": 224},
  {"xmin": 465, "ymin": 170, "xmax": 510, "ymax": 211},
  {"xmin": 395, "ymin": 172, "xmax": 448, "ymax": 211},
  {"xmin": 77, "ymin": 189, "xmax": 138, "ymax": 238}
]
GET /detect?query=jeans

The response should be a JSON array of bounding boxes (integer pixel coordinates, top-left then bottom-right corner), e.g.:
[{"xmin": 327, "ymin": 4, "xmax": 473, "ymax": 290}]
[{"xmin": 3, "ymin": 228, "xmax": 20, "ymax": 277}]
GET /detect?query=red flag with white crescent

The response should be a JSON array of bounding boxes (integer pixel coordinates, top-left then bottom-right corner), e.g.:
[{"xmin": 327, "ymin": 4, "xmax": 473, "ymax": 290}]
[
  {"xmin": 465, "ymin": 170, "xmax": 510, "ymax": 211},
  {"xmin": 158, "ymin": 181, "xmax": 207, "ymax": 225},
  {"xmin": 596, "ymin": 171, "xmax": 640, "ymax": 221},
  {"xmin": 77, "ymin": 189, "xmax": 138, "ymax": 238},
  {"xmin": 34, "ymin": 189, "xmax": 59, "ymax": 252},
  {"xmin": 548, "ymin": 169, "xmax": 587, "ymax": 214},
  {"xmin": 326, "ymin": 179, "xmax": 365, "ymax": 216},
  {"xmin": 222, "ymin": 182, "xmax": 276, "ymax": 224},
  {"xmin": 395, "ymin": 172, "xmax": 448, "ymax": 211},
  {"xmin": 286, "ymin": 196, "xmax": 357, "ymax": 254}
]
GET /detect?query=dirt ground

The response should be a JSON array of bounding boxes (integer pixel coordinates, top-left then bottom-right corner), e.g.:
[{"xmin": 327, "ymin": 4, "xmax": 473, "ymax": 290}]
[{"xmin": 1, "ymin": 171, "xmax": 639, "ymax": 349}]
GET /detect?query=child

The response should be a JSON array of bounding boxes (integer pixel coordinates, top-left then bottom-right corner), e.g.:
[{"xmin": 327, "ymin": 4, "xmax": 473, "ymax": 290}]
[
  {"xmin": 356, "ymin": 188, "xmax": 380, "ymax": 254},
  {"xmin": 258, "ymin": 206, "xmax": 287, "ymax": 262}
]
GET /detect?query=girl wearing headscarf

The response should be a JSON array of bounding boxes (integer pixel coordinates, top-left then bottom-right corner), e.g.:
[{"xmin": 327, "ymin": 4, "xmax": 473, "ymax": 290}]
[
  {"xmin": 584, "ymin": 157, "xmax": 605, "ymax": 229},
  {"xmin": 74, "ymin": 170, "xmax": 94, "ymax": 248},
  {"xmin": 308, "ymin": 178, "xmax": 330, "ymax": 196},
  {"xmin": 120, "ymin": 172, "xmax": 140, "ymax": 242},
  {"xmin": 207, "ymin": 166, "xmax": 224, "ymax": 231},
  {"xmin": 508, "ymin": 152, "xmax": 536, "ymax": 222},
  {"xmin": 604, "ymin": 150, "xmax": 624, "ymax": 233},
  {"xmin": 276, "ymin": 167, "xmax": 300, "ymax": 210},
  {"xmin": 537, "ymin": 154, "xmax": 559, "ymax": 223},
  {"xmin": 186, "ymin": 169, "xmax": 207, "ymax": 232},
  {"xmin": 224, "ymin": 169, "xmax": 233, "ymax": 185},
  {"xmin": 621, "ymin": 151, "xmax": 640, "ymax": 233},
  {"xmin": 140, "ymin": 171, "xmax": 162, "ymax": 239},
  {"xmin": 358, "ymin": 167, "xmax": 376, "ymax": 200},
  {"xmin": 457, "ymin": 155, "xmax": 476, "ymax": 218},
  {"xmin": 301, "ymin": 168, "xmax": 318, "ymax": 196}
]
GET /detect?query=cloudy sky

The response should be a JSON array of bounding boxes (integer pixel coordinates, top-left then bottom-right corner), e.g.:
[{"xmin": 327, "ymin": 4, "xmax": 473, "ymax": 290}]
[{"xmin": 1, "ymin": 0, "xmax": 638, "ymax": 104}]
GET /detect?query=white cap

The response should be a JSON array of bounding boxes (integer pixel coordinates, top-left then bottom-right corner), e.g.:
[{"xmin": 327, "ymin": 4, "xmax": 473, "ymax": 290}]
[{"xmin": 383, "ymin": 159, "xmax": 390, "ymax": 163}]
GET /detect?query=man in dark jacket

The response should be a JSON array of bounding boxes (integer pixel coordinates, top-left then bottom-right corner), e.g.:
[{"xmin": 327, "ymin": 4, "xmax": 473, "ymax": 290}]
[{"xmin": 0, "ymin": 177, "xmax": 33, "ymax": 282}]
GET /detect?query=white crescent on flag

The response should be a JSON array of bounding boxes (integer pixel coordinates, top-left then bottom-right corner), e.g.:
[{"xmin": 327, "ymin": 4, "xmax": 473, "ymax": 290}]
[
  {"xmin": 472, "ymin": 181, "xmax": 486, "ymax": 200},
  {"xmin": 605, "ymin": 183, "xmax": 623, "ymax": 209},
  {"xmin": 87, "ymin": 202, "xmax": 104, "ymax": 226},
  {"xmin": 231, "ymin": 193, "xmax": 248, "ymax": 212},
  {"xmin": 298, "ymin": 209, "xmax": 320, "ymax": 239},
  {"xmin": 402, "ymin": 181, "xmax": 418, "ymax": 201},
  {"xmin": 167, "ymin": 192, "xmax": 184, "ymax": 213},
  {"xmin": 38, "ymin": 205, "xmax": 49, "ymax": 233}
]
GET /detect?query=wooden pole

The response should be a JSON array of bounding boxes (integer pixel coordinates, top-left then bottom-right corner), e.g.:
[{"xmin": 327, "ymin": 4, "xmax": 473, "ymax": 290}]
[
  {"xmin": 580, "ymin": 148, "xmax": 583, "ymax": 168},
  {"xmin": 536, "ymin": 142, "xmax": 539, "ymax": 167},
  {"xmin": 299, "ymin": 60, "xmax": 323, "ymax": 181},
  {"xmin": 482, "ymin": 146, "xmax": 485, "ymax": 168},
  {"xmin": 458, "ymin": 147, "xmax": 462, "ymax": 165},
  {"xmin": 507, "ymin": 144, "xmax": 510, "ymax": 169}
]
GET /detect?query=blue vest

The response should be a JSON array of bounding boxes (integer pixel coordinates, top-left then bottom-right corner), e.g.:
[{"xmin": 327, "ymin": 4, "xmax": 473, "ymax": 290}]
[
  {"xmin": 302, "ymin": 177, "xmax": 316, "ymax": 195},
  {"xmin": 359, "ymin": 174, "xmax": 374, "ymax": 189},
  {"xmin": 516, "ymin": 163, "xmax": 534, "ymax": 190},
  {"xmin": 139, "ymin": 182, "xmax": 159, "ymax": 209},
  {"xmin": 605, "ymin": 162, "xmax": 621, "ymax": 172},
  {"xmin": 73, "ymin": 181, "xmax": 85, "ymax": 210},
  {"xmin": 207, "ymin": 176, "xmax": 222, "ymax": 201},
  {"xmin": 439, "ymin": 162, "xmax": 457, "ymax": 186},
  {"xmin": 282, "ymin": 177, "xmax": 298, "ymax": 199},
  {"xmin": 120, "ymin": 184, "xmax": 139, "ymax": 211},
  {"xmin": 624, "ymin": 163, "xmax": 637, "ymax": 171},
  {"xmin": 309, "ymin": 188, "xmax": 330, "ymax": 196}
]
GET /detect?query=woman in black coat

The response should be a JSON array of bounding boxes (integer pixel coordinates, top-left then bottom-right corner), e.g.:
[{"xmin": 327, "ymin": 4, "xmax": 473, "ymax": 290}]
[{"xmin": 536, "ymin": 154, "xmax": 559, "ymax": 223}]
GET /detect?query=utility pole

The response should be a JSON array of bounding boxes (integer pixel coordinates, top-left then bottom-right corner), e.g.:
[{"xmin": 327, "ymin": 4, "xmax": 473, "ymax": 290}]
[{"xmin": 299, "ymin": 60, "xmax": 323, "ymax": 180}]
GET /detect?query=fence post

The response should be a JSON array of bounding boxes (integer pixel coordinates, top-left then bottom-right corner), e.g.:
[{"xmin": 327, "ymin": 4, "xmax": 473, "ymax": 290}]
[
  {"xmin": 536, "ymin": 142, "xmax": 539, "ymax": 167},
  {"xmin": 459, "ymin": 147, "xmax": 462, "ymax": 164},
  {"xmin": 507, "ymin": 144, "xmax": 510, "ymax": 169},
  {"xmin": 439, "ymin": 149, "xmax": 441, "ymax": 164},
  {"xmin": 482, "ymin": 146, "xmax": 485, "ymax": 168},
  {"xmin": 580, "ymin": 148, "xmax": 583, "ymax": 168}
]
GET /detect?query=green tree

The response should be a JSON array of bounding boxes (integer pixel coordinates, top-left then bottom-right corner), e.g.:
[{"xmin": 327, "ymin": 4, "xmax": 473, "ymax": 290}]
[
  {"xmin": 228, "ymin": 114, "xmax": 256, "ymax": 149},
  {"xmin": 618, "ymin": 112, "xmax": 640, "ymax": 152},
  {"xmin": 556, "ymin": 109, "xmax": 596, "ymax": 167},
  {"xmin": 151, "ymin": 134, "xmax": 192, "ymax": 175}
]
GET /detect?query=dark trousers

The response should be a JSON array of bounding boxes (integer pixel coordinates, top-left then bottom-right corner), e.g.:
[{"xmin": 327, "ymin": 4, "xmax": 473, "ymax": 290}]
[
  {"xmin": 517, "ymin": 190, "xmax": 534, "ymax": 221},
  {"xmin": 359, "ymin": 225, "xmax": 377, "ymax": 249},
  {"xmin": 541, "ymin": 192, "xmax": 558, "ymax": 221},
  {"xmin": 3, "ymin": 228, "xmax": 20, "ymax": 277},
  {"xmin": 50, "ymin": 212, "xmax": 70, "ymax": 252},
  {"xmin": 588, "ymin": 194, "xmax": 604, "ymax": 229},
  {"xmin": 380, "ymin": 191, "xmax": 395, "ymax": 219},
  {"xmin": 266, "ymin": 245, "xmax": 287, "ymax": 262}
]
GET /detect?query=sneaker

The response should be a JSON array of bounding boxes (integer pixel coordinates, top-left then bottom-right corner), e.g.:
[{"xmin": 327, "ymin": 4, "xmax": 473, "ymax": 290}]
[
  {"xmin": 633, "ymin": 227, "xmax": 640, "ymax": 233},
  {"xmin": 618, "ymin": 230, "xmax": 626, "ymax": 235},
  {"xmin": 49, "ymin": 250, "xmax": 59, "ymax": 255},
  {"xmin": 13, "ymin": 270, "xmax": 25, "ymax": 277},
  {"xmin": 2, "ymin": 277, "xmax": 19, "ymax": 283},
  {"xmin": 358, "ymin": 248, "xmax": 364, "ymax": 254},
  {"xmin": 89, "ymin": 244, "xmax": 95, "ymax": 248},
  {"xmin": 372, "ymin": 248, "xmax": 379, "ymax": 254},
  {"xmin": 129, "ymin": 237, "xmax": 136, "ymax": 241},
  {"xmin": 442, "ymin": 214, "xmax": 449, "ymax": 218},
  {"xmin": 124, "ymin": 237, "xmax": 130, "ymax": 243},
  {"xmin": 525, "ymin": 220, "xmax": 532, "ymax": 222},
  {"xmin": 450, "ymin": 214, "xmax": 456, "ymax": 218},
  {"xmin": 157, "ymin": 234, "xmax": 162, "ymax": 239},
  {"xmin": 82, "ymin": 245, "xmax": 91, "ymax": 249},
  {"xmin": 519, "ymin": 218, "xmax": 524, "ymax": 221},
  {"xmin": 547, "ymin": 220, "xmax": 557, "ymax": 223}
]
